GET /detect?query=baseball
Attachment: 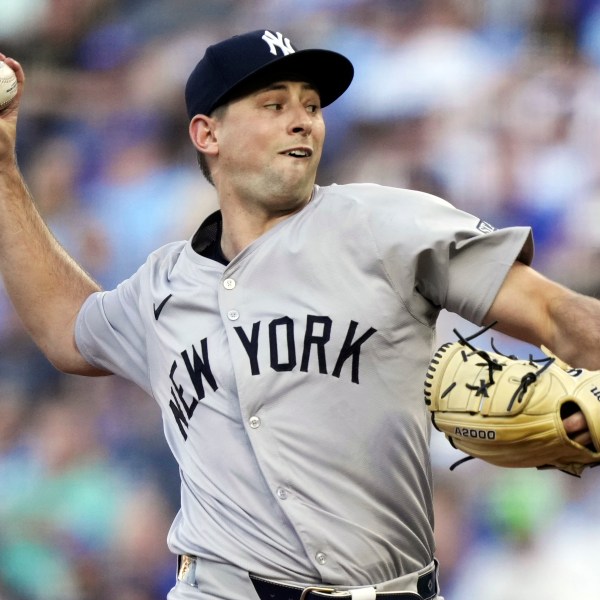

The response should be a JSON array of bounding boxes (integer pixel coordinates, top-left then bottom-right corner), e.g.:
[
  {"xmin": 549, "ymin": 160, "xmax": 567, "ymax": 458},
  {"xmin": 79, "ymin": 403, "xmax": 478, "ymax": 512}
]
[{"xmin": 0, "ymin": 62, "xmax": 17, "ymax": 110}]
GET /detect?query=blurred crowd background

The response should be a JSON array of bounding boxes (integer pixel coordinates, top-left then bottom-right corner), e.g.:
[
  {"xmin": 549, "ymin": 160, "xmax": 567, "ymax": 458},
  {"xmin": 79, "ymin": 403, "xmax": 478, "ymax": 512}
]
[{"xmin": 1, "ymin": 0, "xmax": 600, "ymax": 598}]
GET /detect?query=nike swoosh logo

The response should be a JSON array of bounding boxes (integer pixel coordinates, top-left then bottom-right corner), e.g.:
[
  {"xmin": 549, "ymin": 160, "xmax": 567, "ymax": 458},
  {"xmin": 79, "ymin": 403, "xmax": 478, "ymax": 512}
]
[{"xmin": 153, "ymin": 294, "xmax": 173, "ymax": 320}]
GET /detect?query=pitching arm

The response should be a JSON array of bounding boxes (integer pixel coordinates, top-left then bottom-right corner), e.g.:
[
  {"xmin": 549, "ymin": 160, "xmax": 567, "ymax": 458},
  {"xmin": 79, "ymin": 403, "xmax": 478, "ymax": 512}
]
[{"xmin": 0, "ymin": 56, "xmax": 107, "ymax": 376}]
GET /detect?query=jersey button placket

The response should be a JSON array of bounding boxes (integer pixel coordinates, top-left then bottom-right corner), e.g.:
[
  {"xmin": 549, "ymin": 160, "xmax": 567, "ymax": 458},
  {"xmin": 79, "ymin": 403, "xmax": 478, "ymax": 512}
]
[{"xmin": 222, "ymin": 276, "xmax": 240, "ymax": 321}]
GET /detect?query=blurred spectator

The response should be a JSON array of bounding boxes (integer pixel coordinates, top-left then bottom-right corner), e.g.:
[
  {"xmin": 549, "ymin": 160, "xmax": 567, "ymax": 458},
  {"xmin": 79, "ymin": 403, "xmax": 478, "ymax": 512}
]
[
  {"xmin": 448, "ymin": 469, "xmax": 600, "ymax": 600},
  {"xmin": 105, "ymin": 483, "xmax": 176, "ymax": 599},
  {"xmin": 0, "ymin": 391, "xmax": 131, "ymax": 599},
  {"xmin": 80, "ymin": 110, "xmax": 216, "ymax": 288}
]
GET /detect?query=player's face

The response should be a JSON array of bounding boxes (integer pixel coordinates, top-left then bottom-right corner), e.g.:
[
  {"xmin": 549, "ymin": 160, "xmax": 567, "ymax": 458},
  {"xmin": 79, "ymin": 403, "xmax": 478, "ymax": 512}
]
[{"xmin": 213, "ymin": 80, "xmax": 325, "ymax": 213}]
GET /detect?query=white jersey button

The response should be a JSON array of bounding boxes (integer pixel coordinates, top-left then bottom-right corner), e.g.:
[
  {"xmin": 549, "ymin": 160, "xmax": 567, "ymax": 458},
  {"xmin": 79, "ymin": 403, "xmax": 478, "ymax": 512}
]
[
  {"xmin": 276, "ymin": 487, "xmax": 288, "ymax": 500},
  {"xmin": 249, "ymin": 416, "xmax": 261, "ymax": 429},
  {"xmin": 315, "ymin": 552, "xmax": 327, "ymax": 565},
  {"xmin": 227, "ymin": 310, "xmax": 240, "ymax": 321},
  {"xmin": 223, "ymin": 278, "xmax": 236, "ymax": 290}
]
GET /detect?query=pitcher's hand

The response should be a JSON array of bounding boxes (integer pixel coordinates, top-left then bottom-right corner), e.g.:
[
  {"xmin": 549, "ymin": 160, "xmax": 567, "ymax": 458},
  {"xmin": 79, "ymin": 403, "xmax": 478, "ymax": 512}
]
[
  {"xmin": 0, "ymin": 56, "xmax": 24, "ymax": 166},
  {"xmin": 563, "ymin": 411, "xmax": 592, "ymax": 446}
]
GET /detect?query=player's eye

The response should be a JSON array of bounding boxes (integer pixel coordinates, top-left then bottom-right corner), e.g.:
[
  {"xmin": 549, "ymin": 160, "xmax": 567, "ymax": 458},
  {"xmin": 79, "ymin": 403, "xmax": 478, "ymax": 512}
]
[
  {"xmin": 306, "ymin": 104, "xmax": 320, "ymax": 114},
  {"xmin": 265, "ymin": 103, "xmax": 283, "ymax": 111}
]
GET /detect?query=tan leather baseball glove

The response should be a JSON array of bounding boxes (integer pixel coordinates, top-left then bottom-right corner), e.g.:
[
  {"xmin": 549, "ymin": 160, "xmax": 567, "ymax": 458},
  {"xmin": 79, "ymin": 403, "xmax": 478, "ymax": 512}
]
[{"xmin": 425, "ymin": 334, "xmax": 600, "ymax": 476}]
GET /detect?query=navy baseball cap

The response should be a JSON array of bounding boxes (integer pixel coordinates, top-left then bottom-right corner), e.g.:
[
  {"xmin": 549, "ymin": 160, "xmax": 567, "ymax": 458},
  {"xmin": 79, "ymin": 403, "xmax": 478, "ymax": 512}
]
[{"xmin": 185, "ymin": 29, "xmax": 354, "ymax": 119}]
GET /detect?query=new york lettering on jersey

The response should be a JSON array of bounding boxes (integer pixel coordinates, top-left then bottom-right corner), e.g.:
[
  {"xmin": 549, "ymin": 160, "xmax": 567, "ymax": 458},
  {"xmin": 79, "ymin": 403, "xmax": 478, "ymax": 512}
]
[{"xmin": 167, "ymin": 314, "xmax": 377, "ymax": 440}]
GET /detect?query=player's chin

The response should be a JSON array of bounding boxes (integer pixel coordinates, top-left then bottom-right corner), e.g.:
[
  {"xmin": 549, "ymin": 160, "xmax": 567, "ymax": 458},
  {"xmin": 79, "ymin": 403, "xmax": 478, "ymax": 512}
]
[
  {"xmin": 266, "ymin": 175, "xmax": 315, "ymax": 208},
  {"xmin": 286, "ymin": 156, "xmax": 319, "ymax": 178},
  {"xmin": 274, "ymin": 159, "xmax": 311, "ymax": 180}
]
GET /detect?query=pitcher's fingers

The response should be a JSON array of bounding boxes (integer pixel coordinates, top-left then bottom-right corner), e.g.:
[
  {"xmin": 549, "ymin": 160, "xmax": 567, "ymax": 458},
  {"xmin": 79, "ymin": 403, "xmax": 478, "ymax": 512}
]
[
  {"xmin": 1, "ymin": 57, "xmax": 24, "ymax": 82},
  {"xmin": 571, "ymin": 430, "xmax": 593, "ymax": 446},
  {"xmin": 563, "ymin": 411, "xmax": 587, "ymax": 434}
]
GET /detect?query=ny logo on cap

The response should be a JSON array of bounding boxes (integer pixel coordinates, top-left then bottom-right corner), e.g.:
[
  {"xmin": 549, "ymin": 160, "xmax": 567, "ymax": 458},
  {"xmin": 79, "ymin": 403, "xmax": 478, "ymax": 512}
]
[{"xmin": 262, "ymin": 30, "xmax": 295, "ymax": 56}]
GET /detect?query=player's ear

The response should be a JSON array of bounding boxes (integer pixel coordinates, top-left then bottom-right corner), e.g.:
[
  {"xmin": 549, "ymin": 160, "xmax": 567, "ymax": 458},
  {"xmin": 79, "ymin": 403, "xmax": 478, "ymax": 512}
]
[{"xmin": 189, "ymin": 114, "xmax": 219, "ymax": 157}]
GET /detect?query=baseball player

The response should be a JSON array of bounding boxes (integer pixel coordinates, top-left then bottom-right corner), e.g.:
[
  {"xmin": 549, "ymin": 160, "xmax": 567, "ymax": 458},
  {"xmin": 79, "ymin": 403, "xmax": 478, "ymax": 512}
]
[{"xmin": 0, "ymin": 29, "xmax": 594, "ymax": 600}]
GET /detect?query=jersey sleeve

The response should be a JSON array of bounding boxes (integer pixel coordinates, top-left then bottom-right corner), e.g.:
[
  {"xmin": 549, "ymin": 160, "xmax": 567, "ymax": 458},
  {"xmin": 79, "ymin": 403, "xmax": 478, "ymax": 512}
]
[
  {"xmin": 75, "ymin": 266, "xmax": 151, "ymax": 395},
  {"xmin": 364, "ymin": 185, "xmax": 533, "ymax": 325}
]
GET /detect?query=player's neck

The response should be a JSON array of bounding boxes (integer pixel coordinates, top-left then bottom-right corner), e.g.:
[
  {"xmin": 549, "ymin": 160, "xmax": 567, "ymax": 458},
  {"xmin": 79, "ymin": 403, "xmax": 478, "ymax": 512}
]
[{"xmin": 219, "ymin": 192, "xmax": 312, "ymax": 260}]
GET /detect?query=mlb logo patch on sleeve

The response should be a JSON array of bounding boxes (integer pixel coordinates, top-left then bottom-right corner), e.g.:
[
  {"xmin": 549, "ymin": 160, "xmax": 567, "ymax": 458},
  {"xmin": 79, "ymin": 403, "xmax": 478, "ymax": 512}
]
[{"xmin": 476, "ymin": 220, "xmax": 497, "ymax": 234}]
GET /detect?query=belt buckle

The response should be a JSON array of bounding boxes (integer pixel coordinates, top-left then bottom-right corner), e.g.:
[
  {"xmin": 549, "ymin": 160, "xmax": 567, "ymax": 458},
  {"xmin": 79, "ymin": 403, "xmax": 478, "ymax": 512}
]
[
  {"xmin": 177, "ymin": 554, "xmax": 198, "ymax": 587},
  {"xmin": 299, "ymin": 586, "xmax": 337, "ymax": 599}
]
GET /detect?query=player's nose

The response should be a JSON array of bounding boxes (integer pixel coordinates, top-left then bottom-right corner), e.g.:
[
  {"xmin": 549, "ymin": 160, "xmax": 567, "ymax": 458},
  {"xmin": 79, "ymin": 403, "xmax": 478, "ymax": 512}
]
[{"xmin": 288, "ymin": 104, "xmax": 313, "ymax": 137}]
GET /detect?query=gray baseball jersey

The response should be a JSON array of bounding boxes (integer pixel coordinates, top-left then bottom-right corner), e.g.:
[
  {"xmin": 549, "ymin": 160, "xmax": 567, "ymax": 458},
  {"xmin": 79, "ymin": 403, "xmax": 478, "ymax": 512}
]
[{"xmin": 75, "ymin": 183, "xmax": 532, "ymax": 598}]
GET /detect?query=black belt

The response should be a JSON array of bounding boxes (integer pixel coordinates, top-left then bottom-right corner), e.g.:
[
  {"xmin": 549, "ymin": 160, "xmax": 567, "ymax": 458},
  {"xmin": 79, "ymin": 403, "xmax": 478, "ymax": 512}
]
[{"xmin": 249, "ymin": 565, "xmax": 438, "ymax": 600}]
